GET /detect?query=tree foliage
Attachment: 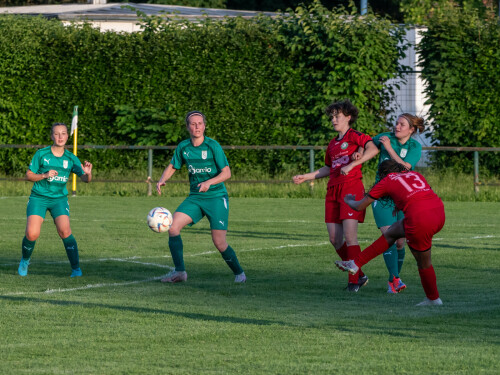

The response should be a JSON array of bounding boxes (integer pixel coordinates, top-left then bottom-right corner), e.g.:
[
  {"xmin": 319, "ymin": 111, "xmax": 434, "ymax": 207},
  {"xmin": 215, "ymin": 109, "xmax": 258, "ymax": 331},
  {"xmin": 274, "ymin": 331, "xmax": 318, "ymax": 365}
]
[
  {"xmin": 418, "ymin": 4, "xmax": 500, "ymax": 173},
  {"xmin": 0, "ymin": 2, "xmax": 407, "ymax": 175}
]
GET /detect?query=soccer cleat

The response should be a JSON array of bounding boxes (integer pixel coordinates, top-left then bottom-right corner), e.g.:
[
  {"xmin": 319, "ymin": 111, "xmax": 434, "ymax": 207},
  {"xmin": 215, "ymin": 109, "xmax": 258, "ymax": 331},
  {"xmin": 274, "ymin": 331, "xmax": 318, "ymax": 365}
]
[
  {"xmin": 234, "ymin": 272, "xmax": 246, "ymax": 283},
  {"xmin": 335, "ymin": 260, "xmax": 359, "ymax": 275},
  {"xmin": 393, "ymin": 277, "xmax": 406, "ymax": 292},
  {"xmin": 70, "ymin": 268, "xmax": 82, "ymax": 277},
  {"xmin": 18, "ymin": 258, "xmax": 30, "ymax": 277},
  {"xmin": 416, "ymin": 297, "xmax": 443, "ymax": 306},
  {"xmin": 387, "ymin": 280, "xmax": 398, "ymax": 294},
  {"xmin": 161, "ymin": 270, "xmax": 187, "ymax": 283},
  {"xmin": 346, "ymin": 283, "xmax": 360, "ymax": 292},
  {"xmin": 357, "ymin": 275, "xmax": 369, "ymax": 288}
]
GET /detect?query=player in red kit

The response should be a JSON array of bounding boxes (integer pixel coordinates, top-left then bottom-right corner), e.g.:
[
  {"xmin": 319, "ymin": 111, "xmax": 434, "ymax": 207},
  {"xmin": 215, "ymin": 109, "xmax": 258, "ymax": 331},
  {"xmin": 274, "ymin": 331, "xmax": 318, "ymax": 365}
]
[
  {"xmin": 293, "ymin": 99, "xmax": 379, "ymax": 292},
  {"xmin": 335, "ymin": 160, "xmax": 446, "ymax": 305}
]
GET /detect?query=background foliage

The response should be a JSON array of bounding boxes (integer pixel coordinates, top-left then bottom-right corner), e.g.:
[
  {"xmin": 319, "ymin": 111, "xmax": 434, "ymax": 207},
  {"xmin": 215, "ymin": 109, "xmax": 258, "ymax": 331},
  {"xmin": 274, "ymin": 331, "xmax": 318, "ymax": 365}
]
[
  {"xmin": 418, "ymin": 4, "xmax": 500, "ymax": 173},
  {"xmin": 0, "ymin": 1, "xmax": 406, "ymax": 175}
]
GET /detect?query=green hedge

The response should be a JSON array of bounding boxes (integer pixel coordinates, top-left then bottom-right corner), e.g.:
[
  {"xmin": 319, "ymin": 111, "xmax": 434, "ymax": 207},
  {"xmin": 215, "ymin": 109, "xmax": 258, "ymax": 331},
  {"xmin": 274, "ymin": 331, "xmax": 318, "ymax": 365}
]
[
  {"xmin": 418, "ymin": 5, "xmax": 500, "ymax": 174},
  {"xmin": 0, "ymin": 1, "xmax": 406, "ymax": 175}
]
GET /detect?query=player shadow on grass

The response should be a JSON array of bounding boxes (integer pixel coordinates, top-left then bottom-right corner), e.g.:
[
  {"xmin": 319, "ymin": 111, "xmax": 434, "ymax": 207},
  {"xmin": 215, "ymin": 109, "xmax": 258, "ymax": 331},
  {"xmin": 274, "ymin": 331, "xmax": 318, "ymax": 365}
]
[
  {"xmin": 184, "ymin": 227, "xmax": 321, "ymax": 241},
  {"xmin": 0, "ymin": 294, "xmax": 284, "ymax": 326}
]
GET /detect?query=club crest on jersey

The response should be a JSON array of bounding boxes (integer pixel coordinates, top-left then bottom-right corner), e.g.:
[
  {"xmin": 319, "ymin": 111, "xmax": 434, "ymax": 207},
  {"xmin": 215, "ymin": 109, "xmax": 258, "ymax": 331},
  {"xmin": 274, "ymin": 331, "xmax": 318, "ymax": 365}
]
[
  {"xmin": 201, "ymin": 150, "xmax": 207, "ymax": 160},
  {"xmin": 400, "ymin": 149, "xmax": 408, "ymax": 158},
  {"xmin": 63, "ymin": 160, "xmax": 68, "ymax": 169},
  {"xmin": 341, "ymin": 142, "xmax": 348, "ymax": 150}
]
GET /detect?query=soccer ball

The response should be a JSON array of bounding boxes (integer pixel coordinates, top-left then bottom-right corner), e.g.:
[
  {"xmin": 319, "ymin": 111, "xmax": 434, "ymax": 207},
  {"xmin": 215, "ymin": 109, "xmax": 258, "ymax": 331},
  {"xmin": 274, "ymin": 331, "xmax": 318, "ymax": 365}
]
[{"xmin": 147, "ymin": 207, "xmax": 173, "ymax": 233}]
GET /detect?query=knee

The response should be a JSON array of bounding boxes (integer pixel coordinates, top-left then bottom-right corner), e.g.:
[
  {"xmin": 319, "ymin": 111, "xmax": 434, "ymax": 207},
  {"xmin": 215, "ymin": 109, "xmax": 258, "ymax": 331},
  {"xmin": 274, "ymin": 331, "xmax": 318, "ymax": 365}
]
[
  {"xmin": 25, "ymin": 230, "xmax": 40, "ymax": 242},
  {"xmin": 330, "ymin": 238, "xmax": 343, "ymax": 249},
  {"xmin": 168, "ymin": 226, "xmax": 181, "ymax": 237},
  {"xmin": 58, "ymin": 229, "xmax": 72, "ymax": 239},
  {"xmin": 212, "ymin": 238, "xmax": 227, "ymax": 252}
]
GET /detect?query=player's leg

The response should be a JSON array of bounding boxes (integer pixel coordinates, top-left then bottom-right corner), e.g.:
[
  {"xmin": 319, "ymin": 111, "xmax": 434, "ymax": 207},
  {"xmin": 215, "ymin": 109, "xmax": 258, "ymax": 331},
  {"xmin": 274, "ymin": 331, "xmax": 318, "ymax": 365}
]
[
  {"xmin": 338, "ymin": 179, "xmax": 367, "ymax": 291},
  {"xmin": 372, "ymin": 200, "xmax": 401, "ymax": 292},
  {"xmin": 205, "ymin": 195, "xmax": 245, "ymax": 282},
  {"xmin": 19, "ymin": 196, "xmax": 47, "ymax": 276},
  {"xmin": 52, "ymin": 199, "xmax": 81, "ymax": 277},
  {"xmin": 325, "ymin": 187, "xmax": 348, "ymax": 260},
  {"xmin": 161, "ymin": 211, "xmax": 193, "ymax": 283},
  {"xmin": 335, "ymin": 219, "xmax": 405, "ymax": 274},
  {"xmin": 411, "ymin": 248, "xmax": 442, "ymax": 306},
  {"xmin": 19, "ymin": 215, "xmax": 44, "ymax": 276},
  {"xmin": 211, "ymin": 229, "xmax": 245, "ymax": 282}
]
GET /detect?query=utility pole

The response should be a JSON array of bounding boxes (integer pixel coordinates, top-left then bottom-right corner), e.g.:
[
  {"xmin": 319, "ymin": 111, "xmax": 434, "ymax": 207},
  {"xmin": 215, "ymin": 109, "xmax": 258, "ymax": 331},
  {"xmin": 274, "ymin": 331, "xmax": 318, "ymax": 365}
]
[{"xmin": 360, "ymin": 0, "xmax": 367, "ymax": 15}]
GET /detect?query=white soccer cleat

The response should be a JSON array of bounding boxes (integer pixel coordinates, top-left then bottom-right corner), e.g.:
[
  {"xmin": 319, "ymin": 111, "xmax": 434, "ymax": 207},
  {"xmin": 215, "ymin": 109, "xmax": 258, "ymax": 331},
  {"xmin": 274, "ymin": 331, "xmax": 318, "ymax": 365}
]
[
  {"xmin": 416, "ymin": 297, "xmax": 443, "ymax": 306},
  {"xmin": 234, "ymin": 272, "xmax": 246, "ymax": 283},
  {"xmin": 334, "ymin": 260, "xmax": 359, "ymax": 275},
  {"xmin": 161, "ymin": 270, "xmax": 187, "ymax": 283}
]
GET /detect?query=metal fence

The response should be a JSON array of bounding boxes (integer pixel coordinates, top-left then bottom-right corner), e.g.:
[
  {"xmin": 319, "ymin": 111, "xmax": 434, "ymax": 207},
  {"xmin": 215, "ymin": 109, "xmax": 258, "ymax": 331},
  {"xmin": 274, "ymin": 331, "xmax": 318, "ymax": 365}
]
[{"xmin": 1, "ymin": 144, "xmax": 499, "ymax": 196}]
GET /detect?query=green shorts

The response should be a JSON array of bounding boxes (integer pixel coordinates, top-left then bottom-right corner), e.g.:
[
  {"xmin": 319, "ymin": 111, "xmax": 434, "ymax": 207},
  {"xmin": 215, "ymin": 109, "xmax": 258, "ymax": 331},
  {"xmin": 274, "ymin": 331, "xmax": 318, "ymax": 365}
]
[
  {"xmin": 27, "ymin": 195, "xmax": 70, "ymax": 219},
  {"xmin": 176, "ymin": 194, "xmax": 229, "ymax": 230},
  {"xmin": 372, "ymin": 199, "xmax": 404, "ymax": 228}
]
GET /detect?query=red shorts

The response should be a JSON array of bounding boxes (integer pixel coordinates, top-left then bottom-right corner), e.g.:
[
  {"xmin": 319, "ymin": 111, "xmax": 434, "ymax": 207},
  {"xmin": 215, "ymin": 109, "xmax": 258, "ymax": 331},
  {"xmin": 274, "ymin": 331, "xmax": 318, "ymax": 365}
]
[
  {"xmin": 325, "ymin": 179, "xmax": 366, "ymax": 224},
  {"xmin": 404, "ymin": 202, "xmax": 445, "ymax": 251}
]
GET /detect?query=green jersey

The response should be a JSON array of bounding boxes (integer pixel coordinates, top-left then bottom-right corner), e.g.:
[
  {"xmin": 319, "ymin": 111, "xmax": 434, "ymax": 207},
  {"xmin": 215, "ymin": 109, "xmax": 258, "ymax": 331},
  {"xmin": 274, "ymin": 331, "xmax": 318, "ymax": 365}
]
[
  {"xmin": 29, "ymin": 146, "xmax": 85, "ymax": 198},
  {"xmin": 373, "ymin": 132, "xmax": 422, "ymax": 182},
  {"xmin": 170, "ymin": 137, "xmax": 229, "ymax": 197}
]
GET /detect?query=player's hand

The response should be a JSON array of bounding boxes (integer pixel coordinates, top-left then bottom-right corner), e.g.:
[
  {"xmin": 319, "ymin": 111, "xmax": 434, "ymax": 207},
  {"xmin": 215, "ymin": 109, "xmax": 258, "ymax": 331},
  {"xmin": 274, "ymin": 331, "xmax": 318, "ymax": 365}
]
[
  {"xmin": 293, "ymin": 175, "xmax": 306, "ymax": 185},
  {"xmin": 45, "ymin": 170, "xmax": 58, "ymax": 179},
  {"xmin": 198, "ymin": 181, "xmax": 211, "ymax": 192},
  {"xmin": 340, "ymin": 164, "xmax": 353, "ymax": 176},
  {"xmin": 82, "ymin": 161, "xmax": 93, "ymax": 175},
  {"xmin": 156, "ymin": 181, "xmax": 165, "ymax": 195},
  {"xmin": 380, "ymin": 136, "xmax": 392, "ymax": 150},
  {"xmin": 344, "ymin": 194, "xmax": 355, "ymax": 203},
  {"xmin": 351, "ymin": 152, "xmax": 362, "ymax": 161}
]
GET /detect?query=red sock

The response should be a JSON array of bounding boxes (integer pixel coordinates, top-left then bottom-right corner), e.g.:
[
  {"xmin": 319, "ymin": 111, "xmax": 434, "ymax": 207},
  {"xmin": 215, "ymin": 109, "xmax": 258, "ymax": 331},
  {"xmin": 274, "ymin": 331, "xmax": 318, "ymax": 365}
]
[
  {"xmin": 335, "ymin": 242, "xmax": 348, "ymax": 261},
  {"xmin": 418, "ymin": 265, "xmax": 439, "ymax": 300},
  {"xmin": 355, "ymin": 235, "xmax": 390, "ymax": 268},
  {"xmin": 347, "ymin": 245, "xmax": 361, "ymax": 283}
]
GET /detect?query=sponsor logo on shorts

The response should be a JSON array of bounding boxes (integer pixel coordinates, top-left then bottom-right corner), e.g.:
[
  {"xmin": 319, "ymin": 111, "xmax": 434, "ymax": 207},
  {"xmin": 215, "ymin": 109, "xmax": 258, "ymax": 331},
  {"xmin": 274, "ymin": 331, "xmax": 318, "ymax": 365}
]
[
  {"xmin": 348, "ymin": 213, "xmax": 353, "ymax": 216},
  {"xmin": 223, "ymin": 197, "xmax": 227, "ymax": 209},
  {"xmin": 219, "ymin": 221, "xmax": 225, "ymax": 226},
  {"xmin": 188, "ymin": 165, "xmax": 212, "ymax": 174}
]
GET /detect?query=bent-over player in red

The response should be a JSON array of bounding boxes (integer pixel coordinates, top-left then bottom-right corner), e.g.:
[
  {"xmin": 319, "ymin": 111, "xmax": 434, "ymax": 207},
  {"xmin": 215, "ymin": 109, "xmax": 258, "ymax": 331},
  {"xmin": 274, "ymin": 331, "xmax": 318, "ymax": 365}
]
[{"xmin": 335, "ymin": 159, "xmax": 445, "ymax": 306}]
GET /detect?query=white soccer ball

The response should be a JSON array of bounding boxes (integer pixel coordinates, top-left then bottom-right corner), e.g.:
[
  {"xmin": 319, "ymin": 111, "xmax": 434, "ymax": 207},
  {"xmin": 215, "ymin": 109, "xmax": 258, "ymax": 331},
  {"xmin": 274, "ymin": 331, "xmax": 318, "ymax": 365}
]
[{"xmin": 147, "ymin": 207, "xmax": 173, "ymax": 233}]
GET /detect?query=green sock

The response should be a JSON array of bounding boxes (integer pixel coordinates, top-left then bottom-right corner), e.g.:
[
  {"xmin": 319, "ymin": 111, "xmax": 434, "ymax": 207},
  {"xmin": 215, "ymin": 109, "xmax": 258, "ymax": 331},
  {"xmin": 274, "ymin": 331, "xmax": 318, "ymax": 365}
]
[
  {"xmin": 169, "ymin": 235, "xmax": 185, "ymax": 272},
  {"xmin": 62, "ymin": 234, "xmax": 80, "ymax": 270},
  {"xmin": 22, "ymin": 236, "xmax": 36, "ymax": 260},
  {"xmin": 397, "ymin": 246, "xmax": 406, "ymax": 274},
  {"xmin": 221, "ymin": 245, "xmax": 244, "ymax": 275},
  {"xmin": 383, "ymin": 243, "xmax": 399, "ymax": 282}
]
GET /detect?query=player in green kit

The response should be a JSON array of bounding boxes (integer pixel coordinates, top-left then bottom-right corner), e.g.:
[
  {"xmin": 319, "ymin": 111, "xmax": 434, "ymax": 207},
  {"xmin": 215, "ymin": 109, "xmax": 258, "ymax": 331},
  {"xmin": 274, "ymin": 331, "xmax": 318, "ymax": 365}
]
[
  {"xmin": 18, "ymin": 123, "xmax": 93, "ymax": 277},
  {"xmin": 371, "ymin": 113, "xmax": 424, "ymax": 293},
  {"xmin": 156, "ymin": 111, "xmax": 246, "ymax": 283}
]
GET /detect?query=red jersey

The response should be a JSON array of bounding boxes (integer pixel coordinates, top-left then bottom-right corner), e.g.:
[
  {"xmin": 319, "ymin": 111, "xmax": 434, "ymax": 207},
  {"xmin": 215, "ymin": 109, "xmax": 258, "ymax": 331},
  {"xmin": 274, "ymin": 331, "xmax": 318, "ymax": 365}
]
[
  {"xmin": 325, "ymin": 128, "xmax": 372, "ymax": 187},
  {"xmin": 368, "ymin": 171, "xmax": 442, "ymax": 214}
]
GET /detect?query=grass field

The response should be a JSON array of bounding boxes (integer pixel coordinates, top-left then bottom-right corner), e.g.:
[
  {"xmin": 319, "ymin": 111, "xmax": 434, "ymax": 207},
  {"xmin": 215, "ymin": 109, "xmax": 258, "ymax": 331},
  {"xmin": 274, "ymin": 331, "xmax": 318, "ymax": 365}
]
[{"xmin": 1, "ymin": 196, "xmax": 499, "ymax": 374}]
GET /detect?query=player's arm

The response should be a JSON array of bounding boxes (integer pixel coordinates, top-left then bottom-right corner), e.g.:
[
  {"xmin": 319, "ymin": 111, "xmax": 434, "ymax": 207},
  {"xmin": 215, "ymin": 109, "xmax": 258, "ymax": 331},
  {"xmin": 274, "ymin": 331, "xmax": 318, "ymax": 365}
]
[
  {"xmin": 379, "ymin": 136, "xmax": 412, "ymax": 169},
  {"xmin": 340, "ymin": 141, "xmax": 379, "ymax": 175},
  {"xmin": 293, "ymin": 165, "xmax": 330, "ymax": 184},
  {"xmin": 198, "ymin": 165, "xmax": 231, "ymax": 192},
  {"xmin": 80, "ymin": 161, "xmax": 93, "ymax": 183},
  {"xmin": 156, "ymin": 164, "xmax": 177, "ymax": 195},
  {"xmin": 344, "ymin": 193, "xmax": 375, "ymax": 211},
  {"xmin": 26, "ymin": 169, "xmax": 58, "ymax": 182}
]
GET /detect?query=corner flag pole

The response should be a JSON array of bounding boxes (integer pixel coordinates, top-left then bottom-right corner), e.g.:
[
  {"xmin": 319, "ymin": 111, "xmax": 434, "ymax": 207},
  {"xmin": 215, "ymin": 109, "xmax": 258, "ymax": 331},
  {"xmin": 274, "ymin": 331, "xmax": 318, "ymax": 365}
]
[{"xmin": 70, "ymin": 106, "xmax": 78, "ymax": 196}]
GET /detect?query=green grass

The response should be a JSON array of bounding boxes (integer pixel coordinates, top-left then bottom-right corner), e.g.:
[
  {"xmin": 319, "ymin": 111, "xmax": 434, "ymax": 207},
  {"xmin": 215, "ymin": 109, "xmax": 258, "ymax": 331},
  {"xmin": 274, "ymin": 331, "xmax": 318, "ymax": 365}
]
[
  {"xmin": 1, "ymin": 168, "xmax": 500, "ymax": 200},
  {"xmin": 1, "ymin": 197, "xmax": 499, "ymax": 374}
]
